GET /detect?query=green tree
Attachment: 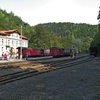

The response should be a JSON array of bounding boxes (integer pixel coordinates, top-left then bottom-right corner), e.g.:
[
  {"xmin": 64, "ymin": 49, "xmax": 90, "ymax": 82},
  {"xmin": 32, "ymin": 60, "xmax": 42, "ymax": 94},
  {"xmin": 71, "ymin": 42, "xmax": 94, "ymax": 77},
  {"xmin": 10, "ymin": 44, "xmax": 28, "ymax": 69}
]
[{"xmin": 29, "ymin": 24, "xmax": 51, "ymax": 48}]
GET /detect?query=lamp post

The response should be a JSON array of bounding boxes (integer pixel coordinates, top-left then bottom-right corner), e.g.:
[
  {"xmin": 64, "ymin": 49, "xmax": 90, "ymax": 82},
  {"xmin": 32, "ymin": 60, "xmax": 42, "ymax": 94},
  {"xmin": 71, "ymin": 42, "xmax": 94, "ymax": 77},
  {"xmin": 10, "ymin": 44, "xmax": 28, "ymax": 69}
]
[{"xmin": 20, "ymin": 25, "xmax": 22, "ymax": 59}]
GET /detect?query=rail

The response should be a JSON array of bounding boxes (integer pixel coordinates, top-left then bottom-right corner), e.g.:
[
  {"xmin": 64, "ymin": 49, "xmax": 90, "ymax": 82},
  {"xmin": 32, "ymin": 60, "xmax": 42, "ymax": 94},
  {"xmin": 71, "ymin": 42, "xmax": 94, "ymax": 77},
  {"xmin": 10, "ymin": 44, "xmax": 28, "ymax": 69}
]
[{"xmin": 0, "ymin": 55, "xmax": 92, "ymax": 85}]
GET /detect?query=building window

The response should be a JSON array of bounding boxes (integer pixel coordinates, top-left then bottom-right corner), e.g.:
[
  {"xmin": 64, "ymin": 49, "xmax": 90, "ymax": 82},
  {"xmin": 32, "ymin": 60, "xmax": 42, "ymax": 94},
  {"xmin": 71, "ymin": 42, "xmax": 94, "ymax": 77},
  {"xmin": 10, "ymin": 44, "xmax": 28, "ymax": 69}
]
[
  {"xmin": 24, "ymin": 42, "xmax": 27, "ymax": 47},
  {"xmin": 2, "ymin": 47, "xmax": 3, "ymax": 55},
  {"xmin": 16, "ymin": 34, "xmax": 18, "ymax": 38},
  {"xmin": 2, "ymin": 39, "xmax": 4, "ymax": 44},
  {"xmin": 22, "ymin": 41, "xmax": 24, "ymax": 46},
  {"xmin": 8, "ymin": 40, "xmax": 10, "ymax": 45},
  {"xmin": 16, "ymin": 41, "xmax": 18, "ymax": 46},
  {"xmin": 12, "ymin": 40, "xmax": 13, "ymax": 45}
]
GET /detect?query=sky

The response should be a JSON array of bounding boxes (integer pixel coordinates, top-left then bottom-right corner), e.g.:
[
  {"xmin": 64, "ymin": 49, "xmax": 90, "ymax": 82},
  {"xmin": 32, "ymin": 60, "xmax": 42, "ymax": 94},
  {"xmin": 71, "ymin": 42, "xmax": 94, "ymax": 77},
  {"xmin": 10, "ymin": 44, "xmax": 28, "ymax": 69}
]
[{"xmin": 0, "ymin": 0, "xmax": 100, "ymax": 26}]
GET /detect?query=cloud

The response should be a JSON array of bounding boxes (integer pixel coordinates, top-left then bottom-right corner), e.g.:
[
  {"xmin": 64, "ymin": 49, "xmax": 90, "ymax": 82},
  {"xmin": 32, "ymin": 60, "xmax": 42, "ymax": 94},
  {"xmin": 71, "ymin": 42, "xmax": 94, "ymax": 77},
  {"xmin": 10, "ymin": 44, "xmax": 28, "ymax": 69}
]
[
  {"xmin": 28, "ymin": 0, "xmax": 80, "ymax": 25},
  {"xmin": 0, "ymin": 0, "xmax": 99, "ymax": 26}
]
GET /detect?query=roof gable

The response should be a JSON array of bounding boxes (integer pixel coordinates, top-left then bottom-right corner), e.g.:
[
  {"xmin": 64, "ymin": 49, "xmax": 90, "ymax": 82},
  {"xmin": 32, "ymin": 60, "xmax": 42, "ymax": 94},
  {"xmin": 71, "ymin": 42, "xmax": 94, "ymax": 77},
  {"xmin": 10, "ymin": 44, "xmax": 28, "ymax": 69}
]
[
  {"xmin": 6, "ymin": 30, "xmax": 21, "ymax": 35},
  {"xmin": 0, "ymin": 29, "xmax": 28, "ymax": 40},
  {"xmin": 0, "ymin": 29, "xmax": 21, "ymax": 36}
]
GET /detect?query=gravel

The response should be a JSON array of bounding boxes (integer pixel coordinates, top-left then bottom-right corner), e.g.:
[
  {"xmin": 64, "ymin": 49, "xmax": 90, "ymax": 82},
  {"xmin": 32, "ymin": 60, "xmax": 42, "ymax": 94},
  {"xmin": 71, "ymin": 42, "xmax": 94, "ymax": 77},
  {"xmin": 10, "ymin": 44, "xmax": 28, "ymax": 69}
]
[{"xmin": 0, "ymin": 57, "xmax": 100, "ymax": 100}]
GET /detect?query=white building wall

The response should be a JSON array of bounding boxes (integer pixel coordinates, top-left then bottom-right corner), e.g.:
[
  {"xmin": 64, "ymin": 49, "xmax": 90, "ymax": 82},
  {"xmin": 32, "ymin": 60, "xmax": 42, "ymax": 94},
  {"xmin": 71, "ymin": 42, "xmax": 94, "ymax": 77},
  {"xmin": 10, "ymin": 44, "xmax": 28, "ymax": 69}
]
[{"xmin": 0, "ymin": 32, "xmax": 28, "ymax": 57}]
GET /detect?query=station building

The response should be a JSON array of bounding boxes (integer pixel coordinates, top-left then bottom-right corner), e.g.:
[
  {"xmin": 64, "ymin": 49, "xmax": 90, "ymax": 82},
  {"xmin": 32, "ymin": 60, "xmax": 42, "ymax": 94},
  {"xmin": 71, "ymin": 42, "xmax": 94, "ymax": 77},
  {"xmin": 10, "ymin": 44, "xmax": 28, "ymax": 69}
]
[{"xmin": 0, "ymin": 29, "xmax": 28, "ymax": 57}]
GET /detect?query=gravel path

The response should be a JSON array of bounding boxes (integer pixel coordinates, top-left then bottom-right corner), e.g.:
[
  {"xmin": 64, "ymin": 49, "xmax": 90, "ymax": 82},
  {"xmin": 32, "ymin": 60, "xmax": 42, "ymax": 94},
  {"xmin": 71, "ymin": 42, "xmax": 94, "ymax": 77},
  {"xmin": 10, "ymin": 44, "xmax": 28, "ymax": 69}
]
[{"xmin": 0, "ymin": 57, "xmax": 100, "ymax": 100}]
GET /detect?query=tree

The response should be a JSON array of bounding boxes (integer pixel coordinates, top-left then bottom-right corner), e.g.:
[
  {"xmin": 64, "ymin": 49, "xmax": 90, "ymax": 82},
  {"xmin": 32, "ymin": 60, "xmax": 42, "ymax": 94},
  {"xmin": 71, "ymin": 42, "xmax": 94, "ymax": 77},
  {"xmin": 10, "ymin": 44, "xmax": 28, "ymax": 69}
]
[
  {"xmin": 29, "ymin": 24, "xmax": 51, "ymax": 48},
  {"xmin": 90, "ymin": 7, "xmax": 100, "ymax": 54}
]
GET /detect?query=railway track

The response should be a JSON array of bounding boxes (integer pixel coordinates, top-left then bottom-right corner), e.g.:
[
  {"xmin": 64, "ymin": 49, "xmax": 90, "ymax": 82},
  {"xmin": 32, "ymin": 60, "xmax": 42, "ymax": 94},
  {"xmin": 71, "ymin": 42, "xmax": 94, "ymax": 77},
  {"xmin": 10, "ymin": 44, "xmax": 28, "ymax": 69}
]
[
  {"xmin": 0, "ymin": 55, "xmax": 93, "ymax": 85},
  {"xmin": 0, "ymin": 55, "xmax": 84, "ymax": 69}
]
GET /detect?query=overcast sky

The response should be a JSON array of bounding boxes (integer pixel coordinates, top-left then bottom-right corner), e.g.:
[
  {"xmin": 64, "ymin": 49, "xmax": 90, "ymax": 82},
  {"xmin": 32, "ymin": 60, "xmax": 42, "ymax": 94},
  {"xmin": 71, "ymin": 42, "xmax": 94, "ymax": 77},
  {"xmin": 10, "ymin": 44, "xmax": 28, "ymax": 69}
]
[{"xmin": 0, "ymin": 0, "xmax": 100, "ymax": 26}]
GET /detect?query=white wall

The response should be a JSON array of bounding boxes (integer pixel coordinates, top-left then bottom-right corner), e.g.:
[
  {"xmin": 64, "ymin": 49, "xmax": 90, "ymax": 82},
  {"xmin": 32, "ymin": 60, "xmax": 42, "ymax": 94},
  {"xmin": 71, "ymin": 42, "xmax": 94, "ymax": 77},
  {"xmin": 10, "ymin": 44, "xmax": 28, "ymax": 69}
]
[{"xmin": 0, "ymin": 32, "xmax": 28, "ymax": 57}]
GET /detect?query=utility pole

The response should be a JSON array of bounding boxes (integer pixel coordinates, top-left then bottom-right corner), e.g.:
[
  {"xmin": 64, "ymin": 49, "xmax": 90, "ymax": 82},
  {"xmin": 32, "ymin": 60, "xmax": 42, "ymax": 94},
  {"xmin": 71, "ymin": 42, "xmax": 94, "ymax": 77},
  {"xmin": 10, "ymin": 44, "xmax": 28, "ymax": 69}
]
[{"xmin": 20, "ymin": 25, "xmax": 22, "ymax": 59}]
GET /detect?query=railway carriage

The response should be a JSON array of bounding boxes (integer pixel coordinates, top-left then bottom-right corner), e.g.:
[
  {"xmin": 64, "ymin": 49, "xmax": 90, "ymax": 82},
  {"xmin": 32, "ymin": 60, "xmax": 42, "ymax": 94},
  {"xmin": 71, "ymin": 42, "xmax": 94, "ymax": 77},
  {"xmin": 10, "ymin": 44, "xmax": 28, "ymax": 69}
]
[
  {"xmin": 17, "ymin": 46, "xmax": 77, "ymax": 58},
  {"xmin": 50, "ymin": 47, "xmax": 63, "ymax": 57},
  {"xmin": 89, "ymin": 46, "xmax": 97, "ymax": 57},
  {"xmin": 17, "ymin": 47, "xmax": 28, "ymax": 58},
  {"xmin": 17, "ymin": 47, "xmax": 44, "ymax": 58},
  {"xmin": 44, "ymin": 49, "xmax": 51, "ymax": 56},
  {"xmin": 32, "ymin": 48, "xmax": 44, "ymax": 57},
  {"xmin": 63, "ymin": 48, "xmax": 71, "ymax": 56},
  {"xmin": 19, "ymin": 48, "xmax": 33, "ymax": 57},
  {"xmin": 24, "ymin": 48, "xmax": 33, "ymax": 57}
]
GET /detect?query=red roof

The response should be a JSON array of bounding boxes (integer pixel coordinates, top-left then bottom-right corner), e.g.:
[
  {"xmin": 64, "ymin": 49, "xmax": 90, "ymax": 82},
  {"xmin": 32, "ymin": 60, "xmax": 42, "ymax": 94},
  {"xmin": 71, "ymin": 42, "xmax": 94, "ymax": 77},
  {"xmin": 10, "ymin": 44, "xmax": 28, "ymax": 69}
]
[
  {"xmin": 21, "ymin": 35, "xmax": 28, "ymax": 40},
  {"xmin": 0, "ymin": 29, "xmax": 28, "ymax": 40}
]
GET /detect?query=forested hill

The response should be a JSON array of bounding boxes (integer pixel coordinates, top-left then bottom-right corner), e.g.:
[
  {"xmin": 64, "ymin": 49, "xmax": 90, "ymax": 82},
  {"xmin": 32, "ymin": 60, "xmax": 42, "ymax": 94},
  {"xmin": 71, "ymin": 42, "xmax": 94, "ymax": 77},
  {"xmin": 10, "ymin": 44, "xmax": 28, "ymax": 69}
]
[
  {"xmin": 0, "ymin": 8, "xmax": 33, "ymax": 39},
  {"xmin": 0, "ymin": 8, "xmax": 99, "ymax": 53},
  {"xmin": 43, "ymin": 22, "xmax": 98, "ymax": 39},
  {"xmin": 42, "ymin": 23, "xmax": 98, "ymax": 53}
]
